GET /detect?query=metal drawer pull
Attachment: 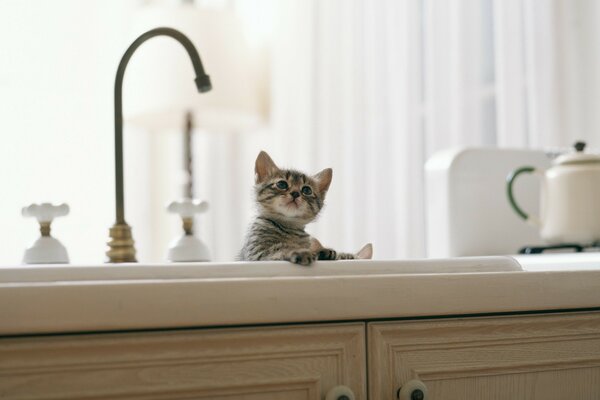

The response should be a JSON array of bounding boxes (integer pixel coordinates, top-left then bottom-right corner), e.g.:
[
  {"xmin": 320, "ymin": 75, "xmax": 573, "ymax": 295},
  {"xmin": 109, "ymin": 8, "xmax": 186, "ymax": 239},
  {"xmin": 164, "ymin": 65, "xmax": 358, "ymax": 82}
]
[
  {"xmin": 325, "ymin": 385, "xmax": 355, "ymax": 400},
  {"xmin": 397, "ymin": 379, "xmax": 428, "ymax": 400}
]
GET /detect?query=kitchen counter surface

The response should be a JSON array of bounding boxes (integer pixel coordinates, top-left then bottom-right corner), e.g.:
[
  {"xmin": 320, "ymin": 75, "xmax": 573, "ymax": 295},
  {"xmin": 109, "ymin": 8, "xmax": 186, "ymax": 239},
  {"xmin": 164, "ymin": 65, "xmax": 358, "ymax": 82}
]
[{"xmin": 1, "ymin": 255, "xmax": 599, "ymax": 336}]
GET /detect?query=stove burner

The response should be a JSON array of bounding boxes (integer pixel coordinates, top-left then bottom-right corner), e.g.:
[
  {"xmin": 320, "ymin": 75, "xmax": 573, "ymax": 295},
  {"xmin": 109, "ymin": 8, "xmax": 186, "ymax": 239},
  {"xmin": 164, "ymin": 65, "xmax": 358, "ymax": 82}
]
[{"xmin": 519, "ymin": 243, "xmax": 600, "ymax": 254}]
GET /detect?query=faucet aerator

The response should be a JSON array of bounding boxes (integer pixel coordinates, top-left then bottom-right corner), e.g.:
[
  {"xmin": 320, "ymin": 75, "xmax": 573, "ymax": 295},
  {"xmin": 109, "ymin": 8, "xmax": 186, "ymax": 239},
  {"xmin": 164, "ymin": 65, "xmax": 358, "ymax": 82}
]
[{"xmin": 195, "ymin": 75, "xmax": 212, "ymax": 93}]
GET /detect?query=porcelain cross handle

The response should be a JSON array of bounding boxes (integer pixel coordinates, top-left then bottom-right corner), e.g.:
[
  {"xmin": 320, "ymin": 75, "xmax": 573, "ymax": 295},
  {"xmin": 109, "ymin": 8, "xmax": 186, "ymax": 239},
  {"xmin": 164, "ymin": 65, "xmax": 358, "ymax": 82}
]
[
  {"xmin": 22, "ymin": 203, "xmax": 70, "ymax": 264},
  {"xmin": 167, "ymin": 199, "xmax": 209, "ymax": 219},
  {"xmin": 22, "ymin": 203, "xmax": 69, "ymax": 224},
  {"xmin": 166, "ymin": 199, "xmax": 211, "ymax": 262}
]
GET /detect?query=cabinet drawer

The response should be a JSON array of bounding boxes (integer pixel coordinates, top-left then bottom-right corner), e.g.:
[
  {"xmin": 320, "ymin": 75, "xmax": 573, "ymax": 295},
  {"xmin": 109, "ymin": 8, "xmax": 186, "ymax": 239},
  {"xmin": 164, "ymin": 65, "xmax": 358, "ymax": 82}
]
[
  {"xmin": 368, "ymin": 312, "xmax": 600, "ymax": 400},
  {"xmin": 0, "ymin": 323, "xmax": 366, "ymax": 400}
]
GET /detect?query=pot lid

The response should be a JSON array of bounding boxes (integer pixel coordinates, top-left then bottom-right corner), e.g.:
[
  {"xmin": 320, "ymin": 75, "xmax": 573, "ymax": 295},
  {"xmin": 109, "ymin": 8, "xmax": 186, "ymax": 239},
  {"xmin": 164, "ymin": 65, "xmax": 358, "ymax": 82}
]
[{"xmin": 554, "ymin": 142, "xmax": 600, "ymax": 165}]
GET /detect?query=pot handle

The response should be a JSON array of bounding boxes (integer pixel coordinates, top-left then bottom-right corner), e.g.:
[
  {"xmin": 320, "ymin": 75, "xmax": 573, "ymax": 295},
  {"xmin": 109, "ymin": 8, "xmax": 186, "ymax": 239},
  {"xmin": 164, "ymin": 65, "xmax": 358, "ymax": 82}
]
[{"xmin": 506, "ymin": 166, "xmax": 540, "ymax": 225}]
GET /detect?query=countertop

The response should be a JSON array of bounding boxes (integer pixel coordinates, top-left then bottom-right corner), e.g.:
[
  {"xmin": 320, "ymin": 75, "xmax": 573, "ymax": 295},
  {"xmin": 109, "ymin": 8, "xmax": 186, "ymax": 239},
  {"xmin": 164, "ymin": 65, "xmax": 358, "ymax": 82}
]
[{"xmin": 1, "ymin": 255, "xmax": 600, "ymax": 336}]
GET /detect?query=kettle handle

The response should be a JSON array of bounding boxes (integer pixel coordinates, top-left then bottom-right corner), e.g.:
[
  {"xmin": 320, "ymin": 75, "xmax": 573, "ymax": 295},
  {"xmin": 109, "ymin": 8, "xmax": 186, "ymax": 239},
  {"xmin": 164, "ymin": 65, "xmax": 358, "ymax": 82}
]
[{"xmin": 506, "ymin": 166, "xmax": 540, "ymax": 224}]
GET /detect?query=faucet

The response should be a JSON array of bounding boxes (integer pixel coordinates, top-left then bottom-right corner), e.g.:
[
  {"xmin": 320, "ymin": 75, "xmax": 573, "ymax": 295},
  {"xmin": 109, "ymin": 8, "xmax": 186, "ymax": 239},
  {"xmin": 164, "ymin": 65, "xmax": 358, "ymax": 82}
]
[{"xmin": 107, "ymin": 27, "xmax": 212, "ymax": 263}]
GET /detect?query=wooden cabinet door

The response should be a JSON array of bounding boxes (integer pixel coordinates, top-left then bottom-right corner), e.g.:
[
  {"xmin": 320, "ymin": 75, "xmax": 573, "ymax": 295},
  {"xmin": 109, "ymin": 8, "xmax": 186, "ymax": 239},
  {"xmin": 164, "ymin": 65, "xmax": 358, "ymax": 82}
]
[
  {"xmin": 368, "ymin": 312, "xmax": 600, "ymax": 400},
  {"xmin": 0, "ymin": 323, "xmax": 365, "ymax": 400}
]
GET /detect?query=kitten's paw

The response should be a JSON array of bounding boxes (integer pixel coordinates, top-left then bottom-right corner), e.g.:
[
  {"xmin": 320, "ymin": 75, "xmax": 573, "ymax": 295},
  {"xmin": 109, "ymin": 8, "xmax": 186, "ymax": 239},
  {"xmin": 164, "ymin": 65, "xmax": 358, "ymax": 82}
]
[
  {"xmin": 288, "ymin": 249, "xmax": 315, "ymax": 266},
  {"xmin": 317, "ymin": 248, "xmax": 337, "ymax": 260},
  {"xmin": 336, "ymin": 252, "xmax": 356, "ymax": 260}
]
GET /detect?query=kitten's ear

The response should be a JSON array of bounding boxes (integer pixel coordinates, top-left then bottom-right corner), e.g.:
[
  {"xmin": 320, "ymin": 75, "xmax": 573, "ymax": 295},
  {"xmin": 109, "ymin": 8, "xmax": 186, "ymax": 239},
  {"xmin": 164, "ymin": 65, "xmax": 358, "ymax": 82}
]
[
  {"xmin": 255, "ymin": 151, "xmax": 279, "ymax": 183},
  {"xmin": 313, "ymin": 168, "xmax": 333, "ymax": 193},
  {"xmin": 356, "ymin": 243, "xmax": 373, "ymax": 260}
]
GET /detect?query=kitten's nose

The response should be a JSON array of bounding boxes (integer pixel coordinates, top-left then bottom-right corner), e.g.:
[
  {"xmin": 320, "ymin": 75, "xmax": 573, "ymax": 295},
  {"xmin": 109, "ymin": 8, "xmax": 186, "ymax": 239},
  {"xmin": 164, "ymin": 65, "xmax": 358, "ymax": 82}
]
[{"xmin": 291, "ymin": 191, "xmax": 300, "ymax": 199}]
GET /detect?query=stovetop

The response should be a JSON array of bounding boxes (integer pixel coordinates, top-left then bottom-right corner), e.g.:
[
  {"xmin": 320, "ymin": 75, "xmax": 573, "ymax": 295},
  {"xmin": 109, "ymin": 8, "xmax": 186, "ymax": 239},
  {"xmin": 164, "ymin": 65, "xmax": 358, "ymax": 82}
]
[
  {"xmin": 519, "ymin": 243, "xmax": 600, "ymax": 254},
  {"xmin": 515, "ymin": 243, "xmax": 600, "ymax": 271}
]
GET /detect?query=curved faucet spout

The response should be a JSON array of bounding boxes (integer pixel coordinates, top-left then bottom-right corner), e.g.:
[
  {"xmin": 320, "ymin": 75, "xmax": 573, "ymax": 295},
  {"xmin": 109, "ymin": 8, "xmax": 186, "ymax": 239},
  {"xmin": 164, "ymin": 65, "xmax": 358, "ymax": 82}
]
[{"xmin": 108, "ymin": 27, "xmax": 212, "ymax": 263}]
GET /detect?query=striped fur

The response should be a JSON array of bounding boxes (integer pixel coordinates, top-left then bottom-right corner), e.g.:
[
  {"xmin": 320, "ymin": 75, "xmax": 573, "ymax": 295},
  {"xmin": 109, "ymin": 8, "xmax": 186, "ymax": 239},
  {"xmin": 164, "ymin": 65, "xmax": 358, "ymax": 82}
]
[{"xmin": 239, "ymin": 151, "xmax": 371, "ymax": 265}]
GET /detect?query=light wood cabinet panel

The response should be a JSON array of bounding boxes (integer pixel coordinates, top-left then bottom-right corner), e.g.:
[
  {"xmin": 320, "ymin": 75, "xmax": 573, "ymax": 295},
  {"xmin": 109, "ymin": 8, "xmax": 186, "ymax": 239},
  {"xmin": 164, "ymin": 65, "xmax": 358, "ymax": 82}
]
[
  {"xmin": 0, "ymin": 323, "xmax": 365, "ymax": 400},
  {"xmin": 368, "ymin": 312, "xmax": 600, "ymax": 400}
]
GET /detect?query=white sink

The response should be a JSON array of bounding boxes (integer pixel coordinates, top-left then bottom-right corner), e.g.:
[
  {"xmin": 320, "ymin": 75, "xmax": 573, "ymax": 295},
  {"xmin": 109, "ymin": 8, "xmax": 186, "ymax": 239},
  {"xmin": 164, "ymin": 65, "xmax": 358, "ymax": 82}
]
[
  {"xmin": 515, "ymin": 253, "xmax": 600, "ymax": 271},
  {"xmin": 3, "ymin": 255, "xmax": 600, "ymax": 336},
  {"xmin": 0, "ymin": 256, "xmax": 521, "ymax": 283}
]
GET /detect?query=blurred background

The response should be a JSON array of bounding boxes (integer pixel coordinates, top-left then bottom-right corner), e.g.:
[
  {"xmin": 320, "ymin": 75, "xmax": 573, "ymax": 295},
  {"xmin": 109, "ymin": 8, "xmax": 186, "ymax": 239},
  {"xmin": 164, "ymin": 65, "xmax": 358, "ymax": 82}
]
[{"xmin": 1, "ymin": 0, "xmax": 599, "ymax": 264}]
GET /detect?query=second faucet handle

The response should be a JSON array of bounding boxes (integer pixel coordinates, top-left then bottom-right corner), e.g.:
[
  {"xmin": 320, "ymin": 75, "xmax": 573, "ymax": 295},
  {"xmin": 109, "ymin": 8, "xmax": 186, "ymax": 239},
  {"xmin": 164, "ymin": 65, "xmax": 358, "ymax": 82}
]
[
  {"xmin": 22, "ymin": 203, "xmax": 70, "ymax": 264},
  {"xmin": 22, "ymin": 203, "xmax": 69, "ymax": 223},
  {"xmin": 167, "ymin": 199, "xmax": 209, "ymax": 219},
  {"xmin": 167, "ymin": 199, "xmax": 209, "ymax": 236},
  {"xmin": 166, "ymin": 199, "xmax": 211, "ymax": 262}
]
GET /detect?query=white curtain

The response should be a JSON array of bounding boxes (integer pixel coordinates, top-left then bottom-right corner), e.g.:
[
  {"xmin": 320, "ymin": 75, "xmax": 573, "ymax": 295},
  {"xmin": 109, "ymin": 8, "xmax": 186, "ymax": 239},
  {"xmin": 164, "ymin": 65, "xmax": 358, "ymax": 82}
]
[
  {"xmin": 165, "ymin": 0, "xmax": 600, "ymax": 261},
  {"xmin": 265, "ymin": 0, "xmax": 427, "ymax": 258}
]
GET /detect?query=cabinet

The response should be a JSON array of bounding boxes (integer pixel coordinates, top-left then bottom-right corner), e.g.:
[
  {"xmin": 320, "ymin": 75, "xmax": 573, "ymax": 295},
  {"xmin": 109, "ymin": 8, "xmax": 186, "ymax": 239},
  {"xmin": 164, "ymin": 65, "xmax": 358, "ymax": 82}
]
[
  {"xmin": 3, "ymin": 312, "xmax": 600, "ymax": 399},
  {"xmin": 368, "ymin": 312, "xmax": 600, "ymax": 400},
  {"xmin": 0, "ymin": 323, "xmax": 366, "ymax": 400}
]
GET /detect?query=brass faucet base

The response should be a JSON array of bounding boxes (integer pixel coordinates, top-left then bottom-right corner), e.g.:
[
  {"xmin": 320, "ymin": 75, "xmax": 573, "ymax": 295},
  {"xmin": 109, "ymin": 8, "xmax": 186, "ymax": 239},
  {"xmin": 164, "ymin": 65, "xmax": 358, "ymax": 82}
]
[
  {"xmin": 40, "ymin": 221, "xmax": 51, "ymax": 237},
  {"xmin": 183, "ymin": 217, "xmax": 194, "ymax": 236},
  {"xmin": 106, "ymin": 223, "xmax": 137, "ymax": 263}
]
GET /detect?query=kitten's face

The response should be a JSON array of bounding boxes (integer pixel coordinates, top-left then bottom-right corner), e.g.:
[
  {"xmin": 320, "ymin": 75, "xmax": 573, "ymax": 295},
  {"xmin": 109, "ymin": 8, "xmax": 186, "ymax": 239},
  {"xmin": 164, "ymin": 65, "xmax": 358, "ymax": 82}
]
[{"xmin": 254, "ymin": 151, "xmax": 332, "ymax": 225}]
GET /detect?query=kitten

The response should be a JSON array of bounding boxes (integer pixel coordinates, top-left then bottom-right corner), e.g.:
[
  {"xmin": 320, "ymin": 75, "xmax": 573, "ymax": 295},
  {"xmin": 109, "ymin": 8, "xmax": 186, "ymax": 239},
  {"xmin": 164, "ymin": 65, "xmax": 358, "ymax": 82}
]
[{"xmin": 239, "ymin": 151, "xmax": 373, "ymax": 266}]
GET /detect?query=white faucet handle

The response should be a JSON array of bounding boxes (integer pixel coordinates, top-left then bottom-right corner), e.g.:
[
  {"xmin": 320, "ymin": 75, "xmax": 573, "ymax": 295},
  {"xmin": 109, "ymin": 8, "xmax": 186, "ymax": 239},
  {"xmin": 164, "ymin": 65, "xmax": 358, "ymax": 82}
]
[
  {"xmin": 22, "ymin": 203, "xmax": 70, "ymax": 223},
  {"xmin": 21, "ymin": 203, "xmax": 70, "ymax": 264},
  {"xmin": 166, "ymin": 199, "xmax": 211, "ymax": 262},
  {"xmin": 167, "ymin": 199, "xmax": 209, "ymax": 218}
]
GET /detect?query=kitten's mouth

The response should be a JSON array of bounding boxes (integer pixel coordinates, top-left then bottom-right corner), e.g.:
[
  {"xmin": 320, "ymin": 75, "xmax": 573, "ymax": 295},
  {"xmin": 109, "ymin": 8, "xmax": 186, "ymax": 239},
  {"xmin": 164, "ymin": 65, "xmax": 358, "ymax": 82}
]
[{"xmin": 283, "ymin": 197, "xmax": 303, "ymax": 209}]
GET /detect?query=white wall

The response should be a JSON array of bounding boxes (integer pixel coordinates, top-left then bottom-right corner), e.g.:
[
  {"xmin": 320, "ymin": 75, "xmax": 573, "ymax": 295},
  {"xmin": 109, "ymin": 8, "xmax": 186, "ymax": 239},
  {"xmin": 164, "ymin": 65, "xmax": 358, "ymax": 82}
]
[{"xmin": 0, "ymin": 0, "xmax": 149, "ymax": 265}]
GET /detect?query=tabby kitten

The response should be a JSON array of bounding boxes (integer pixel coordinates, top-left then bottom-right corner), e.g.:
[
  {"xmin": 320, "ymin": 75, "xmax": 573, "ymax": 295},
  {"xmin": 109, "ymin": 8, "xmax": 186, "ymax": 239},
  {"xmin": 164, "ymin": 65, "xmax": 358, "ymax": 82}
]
[{"xmin": 239, "ymin": 151, "xmax": 372, "ymax": 266}]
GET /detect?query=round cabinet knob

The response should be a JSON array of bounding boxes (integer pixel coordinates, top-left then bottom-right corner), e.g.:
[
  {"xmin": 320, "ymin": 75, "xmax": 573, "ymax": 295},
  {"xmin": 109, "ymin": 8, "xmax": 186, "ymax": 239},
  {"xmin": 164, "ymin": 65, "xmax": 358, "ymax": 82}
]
[
  {"xmin": 22, "ymin": 203, "xmax": 70, "ymax": 264},
  {"xmin": 325, "ymin": 385, "xmax": 355, "ymax": 400},
  {"xmin": 574, "ymin": 141, "xmax": 586, "ymax": 152},
  {"xmin": 397, "ymin": 380, "xmax": 428, "ymax": 400}
]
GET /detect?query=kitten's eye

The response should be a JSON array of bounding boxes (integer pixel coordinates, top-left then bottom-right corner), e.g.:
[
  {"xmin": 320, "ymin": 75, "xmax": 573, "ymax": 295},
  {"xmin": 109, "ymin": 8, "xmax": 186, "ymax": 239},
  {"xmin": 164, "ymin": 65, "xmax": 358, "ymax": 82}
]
[
  {"xmin": 276, "ymin": 180, "xmax": 288, "ymax": 190},
  {"xmin": 301, "ymin": 186, "xmax": 313, "ymax": 196}
]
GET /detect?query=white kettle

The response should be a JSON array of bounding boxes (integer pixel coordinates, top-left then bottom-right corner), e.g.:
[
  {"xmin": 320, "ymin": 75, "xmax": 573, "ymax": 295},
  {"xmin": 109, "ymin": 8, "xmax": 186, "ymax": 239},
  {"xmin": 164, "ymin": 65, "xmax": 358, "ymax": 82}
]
[{"xmin": 507, "ymin": 142, "xmax": 600, "ymax": 245}]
